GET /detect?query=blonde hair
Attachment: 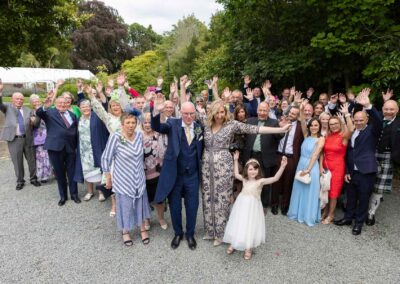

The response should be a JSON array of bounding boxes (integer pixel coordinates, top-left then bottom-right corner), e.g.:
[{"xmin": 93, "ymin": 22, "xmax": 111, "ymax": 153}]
[
  {"xmin": 29, "ymin": 94, "xmax": 40, "ymax": 102},
  {"xmin": 328, "ymin": 116, "xmax": 344, "ymax": 134},
  {"xmin": 108, "ymin": 99, "xmax": 122, "ymax": 116},
  {"xmin": 207, "ymin": 99, "xmax": 231, "ymax": 128}
]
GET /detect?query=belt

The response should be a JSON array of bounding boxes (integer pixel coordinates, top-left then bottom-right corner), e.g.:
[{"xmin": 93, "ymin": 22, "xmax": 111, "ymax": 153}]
[
  {"xmin": 276, "ymin": 151, "xmax": 293, "ymax": 158},
  {"xmin": 15, "ymin": 135, "xmax": 26, "ymax": 138}
]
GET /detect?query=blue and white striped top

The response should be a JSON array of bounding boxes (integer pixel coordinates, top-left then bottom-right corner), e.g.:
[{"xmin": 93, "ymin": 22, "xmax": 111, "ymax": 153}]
[{"xmin": 101, "ymin": 131, "xmax": 146, "ymax": 199}]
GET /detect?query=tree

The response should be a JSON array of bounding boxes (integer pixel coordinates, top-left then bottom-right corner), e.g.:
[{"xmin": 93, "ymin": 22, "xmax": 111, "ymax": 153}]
[
  {"xmin": 128, "ymin": 23, "xmax": 162, "ymax": 54},
  {"xmin": 0, "ymin": 0, "xmax": 84, "ymax": 67},
  {"xmin": 70, "ymin": 1, "xmax": 135, "ymax": 73}
]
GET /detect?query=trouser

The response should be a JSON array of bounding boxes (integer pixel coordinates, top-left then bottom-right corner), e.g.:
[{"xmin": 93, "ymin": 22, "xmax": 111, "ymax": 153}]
[
  {"xmin": 344, "ymin": 171, "xmax": 376, "ymax": 226},
  {"xmin": 271, "ymin": 154, "xmax": 297, "ymax": 207},
  {"xmin": 8, "ymin": 137, "xmax": 37, "ymax": 184},
  {"xmin": 168, "ymin": 171, "xmax": 199, "ymax": 237},
  {"xmin": 251, "ymin": 151, "xmax": 273, "ymax": 207},
  {"xmin": 48, "ymin": 149, "xmax": 77, "ymax": 200}
]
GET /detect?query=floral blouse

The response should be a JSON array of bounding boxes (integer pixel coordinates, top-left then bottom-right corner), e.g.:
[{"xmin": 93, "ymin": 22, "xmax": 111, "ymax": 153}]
[{"xmin": 143, "ymin": 132, "xmax": 167, "ymax": 180}]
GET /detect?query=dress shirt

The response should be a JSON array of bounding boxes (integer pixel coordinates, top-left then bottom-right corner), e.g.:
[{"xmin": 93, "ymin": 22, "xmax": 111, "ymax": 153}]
[
  {"xmin": 181, "ymin": 121, "xmax": 194, "ymax": 140},
  {"xmin": 278, "ymin": 120, "xmax": 297, "ymax": 154}
]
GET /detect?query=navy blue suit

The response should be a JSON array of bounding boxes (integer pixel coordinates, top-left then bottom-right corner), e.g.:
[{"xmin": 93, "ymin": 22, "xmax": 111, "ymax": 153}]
[
  {"xmin": 151, "ymin": 113, "xmax": 203, "ymax": 237},
  {"xmin": 344, "ymin": 107, "xmax": 380, "ymax": 226},
  {"xmin": 36, "ymin": 107, "xmax": 78, "ymax": 200}
]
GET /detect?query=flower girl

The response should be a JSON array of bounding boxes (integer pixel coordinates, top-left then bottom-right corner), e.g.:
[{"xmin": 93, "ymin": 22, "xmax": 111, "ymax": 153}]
[{"xmin": 223, "ymin": 151, "xmax": 287, "ymax": 260}]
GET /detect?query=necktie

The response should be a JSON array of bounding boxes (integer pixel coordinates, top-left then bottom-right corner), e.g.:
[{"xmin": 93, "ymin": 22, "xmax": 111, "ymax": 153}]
[
  {"xmin": 17, "ymin": 109, "xmax": 25, "ymax": 134},
  {"xmin": 383, "ymin": 120, "xmax": 389, "ymax": 128},
  {"xmin": 281, "ymin": 131, "xmax": 289, "ymax": 155},
  {"xmin": 185, "ymin": 125, "xmax": 192, "ymax": 145},
  {"xmin": 60, "ymin": 112, "xmax": 71, "ymax": 128}
]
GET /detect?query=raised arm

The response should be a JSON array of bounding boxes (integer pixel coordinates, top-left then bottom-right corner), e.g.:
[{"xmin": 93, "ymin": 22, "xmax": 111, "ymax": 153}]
[
  {"xmin": 338, "ymin": 102, "xmax": 354, "ymax": 140},
  {"xmin": 233, "ymin": 151, "xmax": 243, "ymax": 181},
  {"xmin": 299, "ymin": 99, "xmax": 309, "ymax": 137},
  {"xmin": 260, "ymin": 156, "xmax": 287, "ymax": 185},
  {"xmin": 0, "ymin": 83, "xmax": 7, "ymax": 113},
  {"xmin": 89, "ymin": 91, "xmax": 110, "ymax": 126},
  {"xmin": 151, "ymin": 102, "xmax": 171, "ymax": 134}
]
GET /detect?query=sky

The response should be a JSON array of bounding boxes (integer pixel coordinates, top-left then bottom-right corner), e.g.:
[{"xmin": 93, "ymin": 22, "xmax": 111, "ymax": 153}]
[{"xmin": 101, "ymin": 0, "xmax": 224, "ymax": 34}]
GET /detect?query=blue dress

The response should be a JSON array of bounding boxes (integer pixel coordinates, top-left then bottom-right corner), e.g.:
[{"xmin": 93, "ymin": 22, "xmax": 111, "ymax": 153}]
[{"xmin": 287, "ymin": 137, "xmax": 321, "ymax": 226}]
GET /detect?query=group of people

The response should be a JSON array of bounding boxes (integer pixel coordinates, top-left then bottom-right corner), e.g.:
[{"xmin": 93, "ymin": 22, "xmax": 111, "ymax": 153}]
[{"xmin": 0, "ymin": 74, "xmax": 398, "ymax": 260}]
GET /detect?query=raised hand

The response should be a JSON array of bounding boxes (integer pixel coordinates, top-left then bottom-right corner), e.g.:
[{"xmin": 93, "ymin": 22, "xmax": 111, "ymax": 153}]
[
  {"xmin": 76, "ymin": 79, "xmax": 83, "ymax": 91},
  {"xmin": 244, "ymin": 75, "xmax": 251, "ymax": 86},
  {"xmin": 289, "ymin": 86, "xmax": 296, "ymax": 98},
  {"xmin": 356, "ymin": 88, "xmax": 371, "ymax": 107},
  {"xmin": 124, "ymin": 81, "xmax": 130, "ymax": 90},
  {"xmin": 0, "ymin": 79, "xmax": 3, "ymax": 95},
  {"xmin": 96, "ymin": 81, "xmax": 103, "ymax": 94},
  {"xmin": 56, "ymin": 79, "xmax": 65, "ymax": 88},
  {"xmin": 117, "ymin": 73, "xmax": 125, "ymax": 86},
  {"xmin": 382, "ymin": 88, "xmax": 393, "ymax": 102},
  {"xmin": 212, "ymin": 75, "xmax": 219, "ymax": 86},
  {"xmin": 233, "ymin": 151, "xmax": 240, "ymax": 161},
  {"xmin": 144, "ymin": 90, "xmax": 152, "ymax": 102},
  {"xmin": 44, "ymin": 90, "xmax": 55, "ymax": 108},
  {"xmin": 157, "ymin": 76, "xmax": 163, "ymax": 87},
  {"xmin": 300, "ymin": 98, "xmax": 309, "ymax": 111},
  {"xmin": 280, "ymin": 156, "xmax": 288, "ymax": 167},
  {"xmin": 306, "ymin": 87, "xmax": 314, "ymax": 98},
  {"xmin": 244, "ymin": 88, "xmax": 254, "ymax": 101},
  {"xmin": 185, "ymin": 79, "xmax": 192, "ymax": 89},
  {"xmin": 339, "ymin": 102, "xmax": 350, "ymax": 115},
  {"xmin": 262, "ymin": 80, "xmax": 272, "ymax": 96},
  {"xmin": 223, "ymin": 87, "xmax": 232, "ymax": 100},
  {"xmin": 180, "ymin": 75, "xmax": 188, "ymax": 87},
  {"xmin": 107, "ymin": 79, "xmax": 114, "ymax": 88},
  {"xmin": 170, "ymin": 82, "xmax": 176, "ymax": 94},
  {"xmin": 294, "ymin": 91, "xmax": 303, "ymax": 103}
]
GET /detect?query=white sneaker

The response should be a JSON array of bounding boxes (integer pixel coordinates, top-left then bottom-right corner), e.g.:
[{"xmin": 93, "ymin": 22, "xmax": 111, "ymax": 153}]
[
  {"xmin": 98, "ymin": 192, "xmax": 105, "ymax": 202},
  {"xmin": 83, "ymin": 192, "xmax": 94, "ymax": 201}
]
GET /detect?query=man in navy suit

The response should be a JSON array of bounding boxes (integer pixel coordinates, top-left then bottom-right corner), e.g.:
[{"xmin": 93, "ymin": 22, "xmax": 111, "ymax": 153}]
[
  {"xmin": 36, "ymin": 95, "xmax": 80, "ymax": 206},
  {"xmin": 151, "ymin": 101, "xmax": 203, "ymax": 250},
  {"xmin": 335, "ymin": 88, "xmax": 379, "ymax": 235}
]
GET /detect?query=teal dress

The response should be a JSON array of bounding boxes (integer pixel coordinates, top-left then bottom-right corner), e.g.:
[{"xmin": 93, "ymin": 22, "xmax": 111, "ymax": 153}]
[{"xmin": 287, "ymin": 137, "xmax": 321, "ymax": 226}]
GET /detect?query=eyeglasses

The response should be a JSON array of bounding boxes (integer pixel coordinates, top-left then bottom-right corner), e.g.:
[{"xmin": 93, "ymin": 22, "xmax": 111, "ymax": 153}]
[{"xmin": 196, "ymin": 101, "xmax": 203, "ymax": 103}]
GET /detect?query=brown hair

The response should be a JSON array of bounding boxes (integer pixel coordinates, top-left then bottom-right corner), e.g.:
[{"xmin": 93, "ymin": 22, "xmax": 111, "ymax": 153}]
[
  {"xmin": 233, "ymin": 103, "xmax": 248, "ymax": 121},
  {"xmin": 242, "ymin": 160, "xmax": 263, "ymax": 180},
  {"xmin": 120, "ymin": 112, "xmax": 137, "ymax": 124}
]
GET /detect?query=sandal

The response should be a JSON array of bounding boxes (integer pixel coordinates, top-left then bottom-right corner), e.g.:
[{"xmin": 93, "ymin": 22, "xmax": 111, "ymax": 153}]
[
  {"xmin": 244, "ymin": 249, "xmax": 252, "ymax": 260},
  {"xmin": 226, "ymin": 246, "xmax": 235, "ymax": 255},
  {"xmin": 109, "ymin": 210, "xmax": 116, "ymax": 217},
  {"xmin": 140, "ymin": 230, "xmax": 150, "ymax": 245},
  {"xmin": 213, "ymin": 239, "xmax": 222, "ymax": 247},
  {"xmin": 159, "ymin": 219, "xmax": 168, "ymax": 230},
  {"xmin": 144, "ymin": 223, "xmax": 151, "ymax": 231},
  {"xmin": 122, "ymin": 232, "xmax": 133, "ymax": 247},
  {"xmin": 83, "ymin": 192, "xmax": 94, "ymax": 201},
  {"xmin": 322, "ymin": 216, "xmax": 334, "ymax": 225}
]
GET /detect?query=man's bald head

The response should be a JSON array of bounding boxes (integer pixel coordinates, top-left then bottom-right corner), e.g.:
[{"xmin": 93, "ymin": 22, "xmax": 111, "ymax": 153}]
[
  {"xmin": 382, "ymin": 100, "xmax": 399, "ymax": 120},
  {"xmin": 354, "ymin": 111, "xmax": 368, "ymax": 130}
]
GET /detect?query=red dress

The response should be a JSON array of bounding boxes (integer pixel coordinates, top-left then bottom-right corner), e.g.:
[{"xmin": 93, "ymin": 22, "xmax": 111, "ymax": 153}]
[{"xmin": 323, "ymin": 132, "xmax": 347, "ymax": 199}]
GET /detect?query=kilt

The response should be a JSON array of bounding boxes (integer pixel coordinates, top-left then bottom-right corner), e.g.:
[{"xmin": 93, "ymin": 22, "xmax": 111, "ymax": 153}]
[{"xmin": 374, "ymin": 152, "xmax": 393, "ymax": 194}]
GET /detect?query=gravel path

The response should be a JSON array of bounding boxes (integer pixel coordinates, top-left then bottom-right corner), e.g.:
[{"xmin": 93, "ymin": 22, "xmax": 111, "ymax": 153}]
[{"xmin": 0, "ymin": 159, "xmax": 399, "ymax": 283}]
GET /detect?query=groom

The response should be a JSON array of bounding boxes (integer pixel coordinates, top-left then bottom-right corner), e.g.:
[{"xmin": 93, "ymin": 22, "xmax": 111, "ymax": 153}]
[{"xmin": 151, "ymin": 101, "xmax": 203, "ymax": 250}]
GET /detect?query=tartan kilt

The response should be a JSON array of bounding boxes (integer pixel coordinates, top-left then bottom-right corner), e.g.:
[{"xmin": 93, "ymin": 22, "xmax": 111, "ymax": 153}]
[{"xmin": 374, "ymin": 152, "xmax": 393, "ymax": 194}]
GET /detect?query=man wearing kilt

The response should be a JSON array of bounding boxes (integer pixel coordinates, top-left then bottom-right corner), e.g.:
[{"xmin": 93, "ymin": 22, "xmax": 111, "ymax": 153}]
[{"xmin": 366, "ymin": 99, "xmax": 400, "ymax": 226}]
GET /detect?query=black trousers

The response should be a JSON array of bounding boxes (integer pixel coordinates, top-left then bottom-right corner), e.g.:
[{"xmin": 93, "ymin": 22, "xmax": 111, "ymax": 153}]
[{"xmin": 251, "ymin": 151, "xmax": 273, "ymax": 207}]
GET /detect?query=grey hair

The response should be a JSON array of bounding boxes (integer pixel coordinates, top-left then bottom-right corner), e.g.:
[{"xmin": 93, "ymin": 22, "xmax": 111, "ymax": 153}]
[{"xmin": 79, "ymin": 99, "xmax": 91, "ymax": 107}]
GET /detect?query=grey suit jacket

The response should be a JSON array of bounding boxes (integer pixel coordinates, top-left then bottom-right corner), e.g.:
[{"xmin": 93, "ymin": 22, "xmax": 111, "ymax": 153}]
[{"xmin": 0, "ymin": 97, "xmax": 38, "ymax": 145}]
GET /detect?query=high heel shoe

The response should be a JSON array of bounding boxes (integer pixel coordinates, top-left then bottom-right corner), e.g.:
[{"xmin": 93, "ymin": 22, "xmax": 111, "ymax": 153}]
[
  {"xmin": 140, "ymin": 230, "xmax": 150, "ymax": 245},
  {"xmin": 159, "ymin": 220, "xmax": 168, "ymax": 230},
  {"xmin": 321, "ymin": 216, "xmax": 334, "ymax": 225},
  {"xmin": 122, "ymin": 232, "xmax": 133, "ymax": 247}
]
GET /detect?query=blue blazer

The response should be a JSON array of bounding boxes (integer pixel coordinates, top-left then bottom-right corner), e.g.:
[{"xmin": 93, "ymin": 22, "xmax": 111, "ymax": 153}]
[
  {"xmin": 151, "ymin": 113, "xmax": 204, "ymax": 202},
  {"xmin": 346, "ymin": 106, "xmax": 380, "ymax": 175},
  {"xmin": 74, "ymin": 112, "xmax": 109, "ymax": 183},
  {"xmin": 36, "ymin": 107, "xmax": 78, "ymax": 153}
]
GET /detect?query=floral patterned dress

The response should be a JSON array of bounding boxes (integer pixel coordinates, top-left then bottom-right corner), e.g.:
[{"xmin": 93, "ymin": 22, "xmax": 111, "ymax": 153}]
[
  {"xmin": 201, "ymin": 120, "xmax": 259, "ymax": 239},
  {"xmin": 33, "ymin": 119, "xmax": 53, "ymax": 181}
]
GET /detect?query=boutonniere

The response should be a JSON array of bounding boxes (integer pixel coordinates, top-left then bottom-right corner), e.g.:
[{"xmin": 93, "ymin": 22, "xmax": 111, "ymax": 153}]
[
  {"xmin": 194, "ymin": 126, "xmax": 202, "ymax": 140},
  {"xmin": 120, "ymin": 135, "xmax": 127, "ymax": 145}
]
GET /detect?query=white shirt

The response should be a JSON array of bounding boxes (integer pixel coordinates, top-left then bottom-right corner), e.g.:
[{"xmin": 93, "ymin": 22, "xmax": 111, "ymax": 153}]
[
  {"xmin": 278, "ymin": 120, "xmax": 297, "ymax": 154},
  {"xmin": 60, "ymin": 111, "xmax": 73, "ymax": 126}
]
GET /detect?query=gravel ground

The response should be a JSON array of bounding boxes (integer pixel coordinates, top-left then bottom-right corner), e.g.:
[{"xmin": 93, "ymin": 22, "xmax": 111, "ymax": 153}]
[{"xmin": 0, "ymin": 159, "xmax": 399, "ymax": 283}]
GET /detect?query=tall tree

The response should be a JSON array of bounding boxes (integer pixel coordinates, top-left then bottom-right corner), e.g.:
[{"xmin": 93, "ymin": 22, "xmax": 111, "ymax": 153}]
[
  {"xmin": 70, "ymin": 1, "xmax": 135, "ymax": 73},
  {"xmin": 0, "ymin": 0, "xmax": 84, "ymax": 67},
  {"xmin": 128, "ymin": 23, "xmax": 162, "ymax": 54}
]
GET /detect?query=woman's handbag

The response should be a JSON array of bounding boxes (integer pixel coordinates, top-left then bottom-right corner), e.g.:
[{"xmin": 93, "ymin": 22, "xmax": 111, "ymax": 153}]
[
  {"xmin": 295, "ymin": 171, "xmax": 311, "ymax": 184},
  {"xmin": 320, "ymin": 169, "xmax": 332, "ymax": 192}
]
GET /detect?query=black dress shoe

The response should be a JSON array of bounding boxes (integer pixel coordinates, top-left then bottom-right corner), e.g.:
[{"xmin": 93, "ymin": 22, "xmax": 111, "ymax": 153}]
[
  {"xmin": 365, "ymin": 215, "xmax": 375, "ymax": 226},
  {"xmin": 30, "ymin": 180, "xmax": 41, "ymax": 187},
  {"xmin": 171, "ymin": 235, "xmax": 183, "ymax": 249},
  {"xmin": 271, "ymin": 205, "xmax": 278, "ymax": 215},
  {"xmin": 16, "ymin": 183, "xmax": 24, "ymax": 190},
  {"xmin": 58, "ymin": 199, "xmax": 66, "ymax": 206},
  {"xmin": 281, "ymin": 205, "xmax": 289, "ymax": 216},
  {"xmin": 71, "ymin": 195, "xmax": 81, "ymax": 204},
  {"xmin": 334, "ymin": 218, "xmax": 352, "ymax": 226},
  {"xmin": 187, "ymin": 236, "xmax": 197, "ymax": 250},
  {"xmin": 352, "ymin": 224, "xmax": 362, "ymax": 235}
]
